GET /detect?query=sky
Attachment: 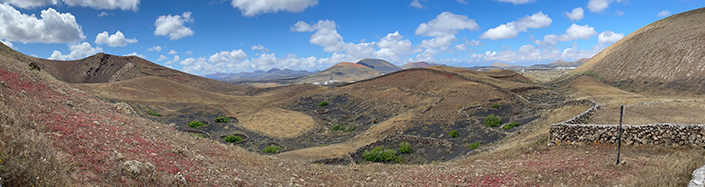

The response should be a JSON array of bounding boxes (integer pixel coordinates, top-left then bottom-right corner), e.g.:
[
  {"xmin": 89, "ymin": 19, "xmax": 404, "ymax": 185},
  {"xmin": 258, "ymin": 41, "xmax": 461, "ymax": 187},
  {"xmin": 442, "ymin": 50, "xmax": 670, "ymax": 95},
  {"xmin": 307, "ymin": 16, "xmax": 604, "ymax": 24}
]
[{"xmin": 0, "ymin": 0, "xmax": 701, "ymax": 75}]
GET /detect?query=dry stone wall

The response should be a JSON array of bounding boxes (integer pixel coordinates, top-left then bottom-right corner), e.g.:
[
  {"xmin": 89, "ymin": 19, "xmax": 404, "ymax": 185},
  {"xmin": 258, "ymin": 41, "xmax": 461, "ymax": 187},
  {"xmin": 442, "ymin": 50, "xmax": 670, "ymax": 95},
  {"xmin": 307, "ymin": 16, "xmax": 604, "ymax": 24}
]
[{"xmin": 549, "ymin": 99, "xmax": 705, "ymax": 147}]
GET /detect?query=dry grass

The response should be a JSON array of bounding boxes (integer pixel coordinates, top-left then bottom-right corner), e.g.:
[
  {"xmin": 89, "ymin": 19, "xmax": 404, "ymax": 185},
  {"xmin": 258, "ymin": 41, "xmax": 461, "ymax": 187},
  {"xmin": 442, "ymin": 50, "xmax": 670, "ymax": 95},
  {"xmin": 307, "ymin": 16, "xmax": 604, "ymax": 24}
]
[
  {"xmin": 238, "ymin": 108, "xmax": 315, "ymax": 138},
  {"xmin": 522, "ymin": 69, "xmax": 573, "ymax": 83},
  {"xmin": 592, "ymin": 100, "xmax": 705, "ymax": 125}
]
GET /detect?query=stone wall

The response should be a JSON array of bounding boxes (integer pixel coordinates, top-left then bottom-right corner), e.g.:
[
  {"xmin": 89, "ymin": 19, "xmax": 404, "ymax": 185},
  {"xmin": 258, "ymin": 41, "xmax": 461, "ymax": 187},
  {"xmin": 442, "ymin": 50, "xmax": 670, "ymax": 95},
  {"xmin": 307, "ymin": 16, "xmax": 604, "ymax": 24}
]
[{"xmin": 550, "ymin": 123, "xmax": 705, "ymax": 146}]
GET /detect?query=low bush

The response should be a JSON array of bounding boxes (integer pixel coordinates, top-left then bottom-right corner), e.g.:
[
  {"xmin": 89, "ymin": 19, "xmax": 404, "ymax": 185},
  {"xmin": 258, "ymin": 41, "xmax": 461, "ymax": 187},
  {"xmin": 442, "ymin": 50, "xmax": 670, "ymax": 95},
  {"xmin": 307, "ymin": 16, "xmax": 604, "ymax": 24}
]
[
  {"xmin": 188, "ymin": 121, "xmax": 206, "ymax": 128},
  {"xmin": 331, "ymin": 124, "xmax": 357, "ymax": 132},
  {"xmin": 399, "ymin": 142, "xmax": 412, "ymax": 154},
  {"xmin": 448, "ymin": 130, "xmax": 459, "ymax": 138},
  {"xmin": 331, "ymin": 124, "xmax": 344, "ymax": 131},
  {"xmin": 214, "ymin": 116, "xmax": 230, "ymax": 123},
  {"xmin": 318, "ymin": 101, "xmax": 329, "ymax": 107},
  {"xmin": 469, "ymin": 142, "xmax": 481, "ymax": 149},
  {"xmin": 147, "ymin": 109, "xmax": 161, "ymax": 117},
  {"xmin": 224, "ymin": 135, "xmax": 243, "ymax": 143},
  {"xmin": 503, "ymin": 122, "xmax": 520, "ymax": 130},
  {"xmin": 491, "ymin": 104, "xmax": 500, "ymax": 109},
  {"xmin": 344, "ymin": 125, "xmax": 357, "ymax": 132},
  {"xmin": 484, "ymin": 114, "xmax": 501, "ymax": 127},
  {"xmin": 362, "ymin": 146, "xmax": 402, "ymax": 163},
  {"xmin": 263, "ymin": 145, "xmax": 283, "ymax": 153}
]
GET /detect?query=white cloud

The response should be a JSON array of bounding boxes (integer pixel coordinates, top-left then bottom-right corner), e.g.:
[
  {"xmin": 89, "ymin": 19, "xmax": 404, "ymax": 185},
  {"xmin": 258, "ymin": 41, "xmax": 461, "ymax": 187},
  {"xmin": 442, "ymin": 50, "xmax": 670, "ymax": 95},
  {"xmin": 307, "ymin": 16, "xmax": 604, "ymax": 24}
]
[
  {"xmin": 657, "ymin": 10, "xmax": 671, "ymax": 17},
  {"xmin": 147, "ymin": 46, "xmax": 162, "ymax": 52},
  {"xmin": 164, "ymin": 55, "xmax": 180, "ymax": 65},
  {"xmin": 480, "ymin": 11, "xmax": 552, "ymax": 40},
  {"xmin": 558, "ymin": 24, "xmax": 597, "ymax": 41},
  {"xmin": 48, "ymin": 42, "xmax": 102, "ymax": 60},
  {"xmin": 168, "ymin": 49, "xmax": 177, "ymax": 55},
  {"xmin": 615, "ymin": 10, "xmax": 625, "ymax": 16},
  {"xmin": 95, "ymin": 30, "xmax": 137, "ymax": 47},
  {"xmin": 534, "ymin": 34, "xmax": 558, "ymax": 45},
  {"xmin": 493, "ymin": 0, "xmax": 535, "ymax": 4},
  {"xmin": 125, "ymin": 52, "xmax": 145, "ymax": 58},
  {"xmin": 156, "ymin": 55, "xmax": 167, "ymax": 61},
  {"xmin": 154, "ymin": 12, "xmax": 194, "ymax": 40},
  {"xmin": 563, "ymin": 7, "xmax": 584, "ymax": 21},
  {"xmin": 374, "ymin": 31, "xmax": 412, "ymax": 62},
  {"xmin": 597, "ymin": 30, "xmax": 624, "ymax": 44},
  {"xmin": 208, "ymin": 49, "xmax": 247, "ymax": 64},
  {"xmin": 410, "ymin": 0, "xmax": 424, "ymax": 8},
  {"xmin": 1, "ymin": 39, "xmax": 14, "ymax": 49},
  {"xmin": 587, "ymin": 0, "xmax": 624, "ymax": 13},
  {"xmin": 98, "ymin": 11, "xmax": 110, "ymax": 17},
  {"xmin": 292, "ymin": 20, "xmax": 350, "ymax": 53},
  {"xmin": 0, "ymin": 0, "xmax": 139, "ymax": 11},
  {"xmin": 415, "ymin": 12, "xmax": 479, "ymax": 37},
  {"xmin": 0, "ymin": 4, "xmax": 84, "ymax": 43},
  {"xmin": 251, "ymin": 44, "xmax": 270, "ymax": 53},
  {"xmin": 418, "ymin": 35, "xmax": 457, "ymax": 50},
  {"xmin": 465, "ymin": 39, "xmax": 483, "ymax": 46},
  {"xmin": 454, "ymin": 43, "xmax": 466, "ymax": 51},
  {"xmin": 230, "ymin": 0, "xmax": 318, "ymax": 17}
]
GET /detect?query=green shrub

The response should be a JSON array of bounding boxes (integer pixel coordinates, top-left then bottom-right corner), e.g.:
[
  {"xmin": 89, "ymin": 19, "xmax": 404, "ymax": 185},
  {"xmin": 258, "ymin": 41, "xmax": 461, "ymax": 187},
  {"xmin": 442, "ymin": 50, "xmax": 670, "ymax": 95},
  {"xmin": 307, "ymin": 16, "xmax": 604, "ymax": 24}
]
[
  {"xmin": 399, "ymin": 142, "xmax": 412, "ymax": 154},
  {"xmin": 331, "ymin": 124, "xmax": 344, "ymax": 131},
  {"xmin": 214, "ymin": 116, "xmax": 231, "ymax": 123},
  {"xmin": 318, "ymin": 101, "xmax": 329, "ymax": 107},
  {"xmin": 484, "ymin": 114, "xmax": 501, "ymax": 127},
  {"xmin": 224, "ymin": 135, "xmax": 243, "ymax": 143},
  {"xmin": 469, "ymin": 142, "xmax": 481, "ymax": 149},
  {"xmin": 503, "ymin": 122, "xmax": 520, "ymax": 129},
  {"xmin": 147, "ymin": 109, "xmax": 161, "ymax": 117},
  {"xmin": 449, "ymin": 130, "xmax": 458, "ymax": 138},
  {"xmin": 491, "ymin": 103, "xmax": 500, "ymax": 109},
  {"xmin": 362, "ymin": 146, "xmax": 402, "ymax": 163},
  {"xmin": 344, "ymin": 125, "xmax": 357, "ymax": 132},
  {"xmin": 188, "ymin": 121, "xmax": 207, "ymax": 128},
  {"xmin": 263, "ymin": 145, "xmax": 283, "ymax": 153}
]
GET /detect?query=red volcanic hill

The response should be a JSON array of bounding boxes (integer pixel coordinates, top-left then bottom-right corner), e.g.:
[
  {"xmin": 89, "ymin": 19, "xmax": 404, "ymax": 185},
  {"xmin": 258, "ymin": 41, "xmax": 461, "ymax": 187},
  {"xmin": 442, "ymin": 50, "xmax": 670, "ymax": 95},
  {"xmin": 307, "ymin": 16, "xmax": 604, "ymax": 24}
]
[{"xmin": 295, "ymin": 62, "xmax": 380, "ymax": 84}]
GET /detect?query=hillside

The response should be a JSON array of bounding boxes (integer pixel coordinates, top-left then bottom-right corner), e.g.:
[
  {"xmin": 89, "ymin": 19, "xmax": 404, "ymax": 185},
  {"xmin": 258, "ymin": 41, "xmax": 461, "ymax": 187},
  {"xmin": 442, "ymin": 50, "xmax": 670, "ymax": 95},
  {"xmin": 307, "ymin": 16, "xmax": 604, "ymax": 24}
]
[
  {"xmin": 294, "ymin": 62, "xmax": 380, "ymax": 84},
  {"xmin": 574, "ymin": 7, "xmax": 705, "ymax": 94},
  {"xmin": 401, "ymin": 61, "xmax": 444, "ymax": 69},
  {"xmin": 33, "ymin": 52, "xmax": 254, "ymax": 96},
  {"xmin": 532, "ymin": 58, "xmax": 588, "ymax": 68},
  {"xmin": 356, "ymin": 58, "xmax": 401, "ymax": 73}
]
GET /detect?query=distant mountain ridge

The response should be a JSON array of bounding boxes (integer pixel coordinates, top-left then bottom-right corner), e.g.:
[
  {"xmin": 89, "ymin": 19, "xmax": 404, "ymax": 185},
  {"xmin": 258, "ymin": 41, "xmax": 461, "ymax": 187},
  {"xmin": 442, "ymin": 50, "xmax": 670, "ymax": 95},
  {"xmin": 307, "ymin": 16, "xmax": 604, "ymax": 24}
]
[
  {"xmin": 294, "ymin": 62, "xmax": 380, "ymax": 84},
  {"xmin": 204, "ymin": 68, "xmax": 317, "ymax": 81},
  {"xmin": 531, "ymin": 58, "xmax": 589, "ymax": 68},
  {"xmin": 355, "ymin": 58, "xmax": 401, "ymax": 73}
]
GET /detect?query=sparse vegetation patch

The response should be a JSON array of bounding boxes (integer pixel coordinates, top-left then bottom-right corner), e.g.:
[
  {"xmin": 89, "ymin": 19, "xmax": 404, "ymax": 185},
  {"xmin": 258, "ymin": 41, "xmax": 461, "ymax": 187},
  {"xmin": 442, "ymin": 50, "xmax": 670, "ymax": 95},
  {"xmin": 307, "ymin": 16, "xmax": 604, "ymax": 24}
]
[
  {"xmin": 147, "ymin": 109, "xmax": 161, "ymax": 117},
  {"xmin": 263, "ymin": 145, "xmax": 283, "ymax": 153},
  {"xmin": 224, "ymin": 135, "xmax": 243, "ymax": 143},
  {"xmin": 330, "ymin": 124, "xmax": 357, "ymax": 132},
  {"xmin": 214, "ymin": 116, "xmax": 231, "ymax": 123},
  {"xmin": 491, "ymin": 103, "xmax": 500, "ymax": 109},
  {"xmin": 484, "ymin": 114, "xmax": 501, "ymax": 127},
  {"xmin": 318, "ymin": 101, "xmax": 329, "ymax": 107},
  {"xmin": 362, "ymin": 146, "xmax": 402, "ymax": 163},
  {"xmin": 188, "ymin": 121, "xmax": 207, "ymax": 128},
  {"xmin": 503, "ymin": 122, "xmax": 520, "ymax": 130},
  {"xmin": 448, "ymin": 130, "xmax": 458, "ymax": 138},
  {"xmin": 399, "ymin": 142, "xmax": 412, "ymax": 154},
  {"xmin": 469, "ymin": 142, "xmax": 481, "ymax": 149}
]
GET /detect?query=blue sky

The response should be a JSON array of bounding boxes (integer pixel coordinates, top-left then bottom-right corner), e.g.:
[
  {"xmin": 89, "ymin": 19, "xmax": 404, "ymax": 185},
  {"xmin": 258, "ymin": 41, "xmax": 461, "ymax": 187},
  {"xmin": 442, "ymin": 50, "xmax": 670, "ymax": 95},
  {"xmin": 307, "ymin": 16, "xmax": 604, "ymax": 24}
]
[{"xmin": 0, "ymin": 0, "xmax": 701, "ymax": 75}]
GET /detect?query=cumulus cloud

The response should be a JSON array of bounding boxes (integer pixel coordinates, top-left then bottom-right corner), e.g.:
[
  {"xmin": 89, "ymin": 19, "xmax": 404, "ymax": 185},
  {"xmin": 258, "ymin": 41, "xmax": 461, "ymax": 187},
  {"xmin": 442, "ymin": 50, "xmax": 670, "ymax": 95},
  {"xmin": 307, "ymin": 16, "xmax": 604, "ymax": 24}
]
[
  {"xmin": 230, "ymin": 0, "xmax": 318, "ymax": 17},
  {"xmin": 374, "ymin": 31, "xmax": 412, "ymax": 62},
  {"xmin": 154, "ymin": 12, "xmax": 194, "ymax": 40},
  {"xmin": 563, "ymin": 7, "xmax": 584, "ymax": 21},
  {"xmin": 480, "ymin": 11, "xmax": 552, "ymax": 40},
  {"xmin": 208, "ymin": 49, "xmax": 247, "ymax": 64},
  {"xmin": 415, "ymin": 12, "xmax": 480, "ymax": 37},
  {"xmin": 185, "ymin": 51, "xmax": 193, "ymax": 55},
  {"xmin": 0, "ymin": 0, "xmax": 139, "ymax": 11},
  {"xmin": 0, "ymin": 4, "xmax": 85, "ymax": 43},
  {"xmin": 410, "ymin": 0, "xmax": 424, "ymax": 8},
  {"xmin": 164, "ymin": 55, "xmax": 179, "ymax": 65},
  {"xmin": 251, "ymin": 44, "xmax": 270, "ymax": 53},
  {"xmin": 465, "ymin": 39, "xmax": 483, "ymax": 46},
  {"xmin": 156, "ymin": 55, "xmax": 167, "ymax": 61},
  {"xmin": 292, "ymin": 20, "xmax": 345, "ymax": 52},
  {"xmin": 534, "ymin": 34, "xmax": 559, "ymax": 45},
  {"xmin": 95, "ymin": 30, "xmax": 137, "ymax": 47},
  {"xmin": 493, "ymin": 0, "xmax": 535, "ymax": 4},
  {"xmin": 147, "ymin": 46, "xmax": 162, "ymax": 52},
  {"xmin": 48, "ymin": 42, "xmax": 102, "ymax": 60},
  {"xmin": 587, "ymin": 0, "xmax": 625, "ymax": 13},
  {"xmin": 657, "ymin": 10, "xmax": 671, "ymax": 17},
  {"xmin": 597, "ymin": 30, "xmax": 624, "ymax": 44},
  {"xmin": 168, "ymin": 49, "xmax": 177, "ymax": 55},
  {"xmin": 125, "ymin": 52, "xmax": 145, "ymax": 58},
  {"xmin": 558, "ymin": 24, "xmax": 597, "ymax": 41},
  {"xmin": 418, "ymin": 35, "xmax": 457, "ymax": 50},
  {"xmin": 469, "ymin": 43, "xmax": 598, "ymax": 63}
]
